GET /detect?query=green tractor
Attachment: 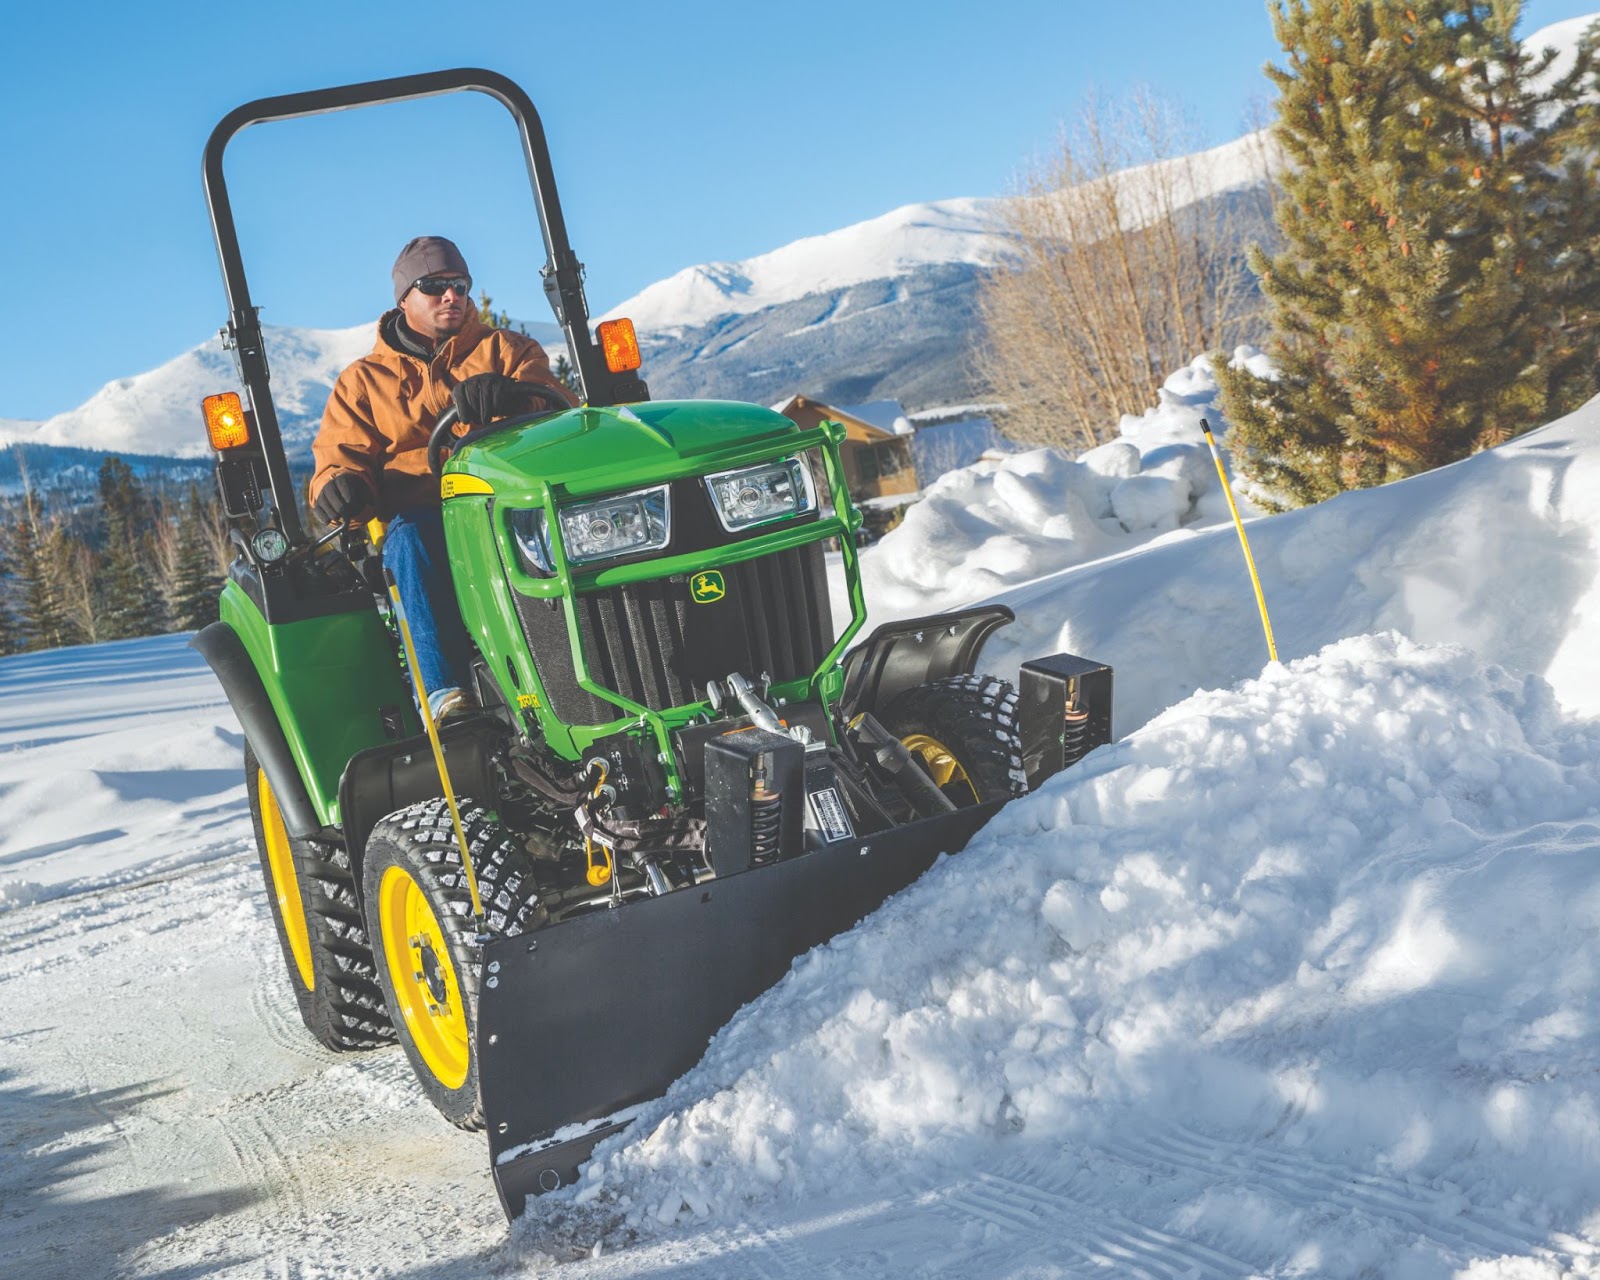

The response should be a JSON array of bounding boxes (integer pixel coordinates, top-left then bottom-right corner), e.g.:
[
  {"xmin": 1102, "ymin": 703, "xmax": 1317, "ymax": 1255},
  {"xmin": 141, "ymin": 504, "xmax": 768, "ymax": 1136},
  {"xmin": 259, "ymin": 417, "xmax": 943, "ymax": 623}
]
[{"xmin": 194, "ymin": 70, "xmax": 1113, "ymax": 1218}]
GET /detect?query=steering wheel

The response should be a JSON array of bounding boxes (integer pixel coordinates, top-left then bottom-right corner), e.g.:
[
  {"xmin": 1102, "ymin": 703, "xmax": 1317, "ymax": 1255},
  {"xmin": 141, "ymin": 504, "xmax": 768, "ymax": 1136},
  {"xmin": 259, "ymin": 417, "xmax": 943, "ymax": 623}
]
[{"xmin": 427, "ymin": 384, "xmax": 574, "ymax": 475}]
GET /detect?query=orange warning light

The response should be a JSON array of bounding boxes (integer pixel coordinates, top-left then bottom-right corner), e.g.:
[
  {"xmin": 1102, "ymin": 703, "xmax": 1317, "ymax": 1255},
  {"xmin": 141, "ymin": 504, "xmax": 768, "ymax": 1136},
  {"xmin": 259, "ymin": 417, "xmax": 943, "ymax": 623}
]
[
  {"xmin": 203, "ymin": 392, "xmax": 250, "ymax": 450},
  {"xmin": 598, "ymin": 318, "xmax": 642, "ymax": 373}
]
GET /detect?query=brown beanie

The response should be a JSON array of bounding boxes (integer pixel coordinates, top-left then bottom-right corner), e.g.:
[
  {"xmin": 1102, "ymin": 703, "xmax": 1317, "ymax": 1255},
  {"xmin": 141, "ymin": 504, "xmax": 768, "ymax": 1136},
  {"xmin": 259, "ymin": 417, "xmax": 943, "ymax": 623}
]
[{"xmin": 392, "ymin": 236, "xmax": 470, "ymax": 303}]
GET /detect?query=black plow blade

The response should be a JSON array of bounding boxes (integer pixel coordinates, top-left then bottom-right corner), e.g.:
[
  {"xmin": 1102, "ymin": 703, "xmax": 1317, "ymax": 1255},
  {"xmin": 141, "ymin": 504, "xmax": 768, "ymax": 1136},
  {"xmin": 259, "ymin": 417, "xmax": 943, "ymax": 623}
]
[{"xmin": 477, "ymin": 799, "xmax": 1003, "ymax": 1218}]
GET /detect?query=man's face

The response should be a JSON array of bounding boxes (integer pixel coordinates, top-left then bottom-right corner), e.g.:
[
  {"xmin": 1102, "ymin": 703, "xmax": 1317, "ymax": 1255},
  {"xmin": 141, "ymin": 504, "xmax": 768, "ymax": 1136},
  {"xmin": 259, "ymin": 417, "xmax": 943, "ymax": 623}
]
[{"xmin": 400, "ymin": 273, "xmax": 472, "ymax": 342}]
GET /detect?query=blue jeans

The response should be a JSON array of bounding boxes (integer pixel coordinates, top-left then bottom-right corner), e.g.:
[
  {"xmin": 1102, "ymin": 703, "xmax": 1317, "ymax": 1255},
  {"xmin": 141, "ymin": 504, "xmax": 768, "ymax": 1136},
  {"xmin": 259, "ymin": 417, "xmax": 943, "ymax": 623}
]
[{"xmin": 382, "ymin": 506, "xmax": 473, "ymax": 698}]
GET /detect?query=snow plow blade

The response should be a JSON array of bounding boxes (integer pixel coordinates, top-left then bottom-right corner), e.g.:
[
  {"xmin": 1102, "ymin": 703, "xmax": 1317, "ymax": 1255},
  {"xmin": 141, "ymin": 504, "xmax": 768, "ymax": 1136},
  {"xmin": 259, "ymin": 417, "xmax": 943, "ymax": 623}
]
[{"xmin": 478, "ymin": 798, "xmax": 1005, "ymax": 1218}]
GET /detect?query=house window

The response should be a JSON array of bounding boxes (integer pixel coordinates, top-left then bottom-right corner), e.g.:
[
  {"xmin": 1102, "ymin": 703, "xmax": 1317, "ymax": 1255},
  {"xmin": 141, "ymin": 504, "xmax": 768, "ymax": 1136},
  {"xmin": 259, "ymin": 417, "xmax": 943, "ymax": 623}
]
[
  {"xmin": 857, "ymin": 447, "xmax": 881, "ymax": 483},
  {"xmin": 876, "ymin": 443, "xmax": 905, "ymax": 477}
]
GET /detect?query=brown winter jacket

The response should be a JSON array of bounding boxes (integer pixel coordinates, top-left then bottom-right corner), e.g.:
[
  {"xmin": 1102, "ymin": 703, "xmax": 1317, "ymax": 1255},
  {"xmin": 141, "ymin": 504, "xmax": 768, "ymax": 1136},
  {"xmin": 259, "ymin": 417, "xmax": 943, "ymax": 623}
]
[{"xmin": 309, "ymin": 309, "xmax": 575, "ymax": 519}]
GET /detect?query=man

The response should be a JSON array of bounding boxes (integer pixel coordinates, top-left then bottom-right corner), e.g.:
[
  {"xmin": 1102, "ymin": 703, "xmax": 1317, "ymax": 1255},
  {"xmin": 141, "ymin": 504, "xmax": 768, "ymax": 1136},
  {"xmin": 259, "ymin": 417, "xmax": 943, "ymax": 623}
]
[{"xmin": 310, "ymin": 235, "xmax": 575, "ymax": 721}]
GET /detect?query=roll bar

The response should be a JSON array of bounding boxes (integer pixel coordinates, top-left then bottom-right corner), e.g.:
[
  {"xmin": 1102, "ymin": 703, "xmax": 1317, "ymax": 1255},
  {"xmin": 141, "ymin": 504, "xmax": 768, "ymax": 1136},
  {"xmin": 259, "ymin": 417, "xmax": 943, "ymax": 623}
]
[{"xmin": 202, "ymin": 69, "xmax": 645, "ymax": 543}]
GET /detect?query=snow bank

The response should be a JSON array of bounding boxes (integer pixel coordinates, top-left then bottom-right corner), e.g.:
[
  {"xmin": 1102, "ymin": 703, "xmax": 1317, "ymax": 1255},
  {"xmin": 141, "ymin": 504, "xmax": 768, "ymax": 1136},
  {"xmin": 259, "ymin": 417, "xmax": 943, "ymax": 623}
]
[
  {"xmin": 980, "ymin": 391, "xmax": 1600, "ymax": 737},
  {"xmin": 863, "ymin": 349, "xmax": 1268, "ymax": 617},
  {"xmin": 561, "ymin": 635, "xmax": 1600, "ymax": 1268}
]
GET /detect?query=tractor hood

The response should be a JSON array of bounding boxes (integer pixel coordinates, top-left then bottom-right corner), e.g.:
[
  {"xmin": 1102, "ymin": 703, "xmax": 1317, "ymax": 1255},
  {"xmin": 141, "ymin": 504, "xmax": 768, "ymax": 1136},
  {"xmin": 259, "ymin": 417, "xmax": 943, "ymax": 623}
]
[{"xmin": 451, "ymin": 400, "xmax": 806, "ymax": 500}]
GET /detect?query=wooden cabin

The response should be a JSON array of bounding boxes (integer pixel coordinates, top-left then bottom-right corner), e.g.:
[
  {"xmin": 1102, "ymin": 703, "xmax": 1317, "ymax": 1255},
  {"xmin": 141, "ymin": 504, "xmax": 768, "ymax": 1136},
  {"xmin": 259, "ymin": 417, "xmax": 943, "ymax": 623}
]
[{"xmin": 774, "ymin": 395, "xmax": 920, "ymax": 504}]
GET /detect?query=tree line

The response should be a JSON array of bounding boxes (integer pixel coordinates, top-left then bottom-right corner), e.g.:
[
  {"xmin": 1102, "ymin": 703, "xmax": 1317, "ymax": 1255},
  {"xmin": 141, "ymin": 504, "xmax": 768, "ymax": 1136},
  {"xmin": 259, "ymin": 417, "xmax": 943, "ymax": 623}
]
[
  {"xmin": 980, "ymin": 0, "xmax": 1600, "ymax": 507},
  {"xmin": 0, "ymin": 457, "xmax": 230, "ymax": 656}
]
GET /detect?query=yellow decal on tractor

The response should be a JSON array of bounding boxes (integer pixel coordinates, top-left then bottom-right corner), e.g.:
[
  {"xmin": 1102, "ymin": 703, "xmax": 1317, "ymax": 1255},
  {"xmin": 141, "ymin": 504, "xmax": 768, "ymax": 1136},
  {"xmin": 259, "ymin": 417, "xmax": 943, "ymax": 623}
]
[
  {"xmin": 690, "ymin": 571, "xmax": 726, "ymax": 604},
  {"xmin": 440, "ymin": 474, "xmax": 494, "ymax": 499}
]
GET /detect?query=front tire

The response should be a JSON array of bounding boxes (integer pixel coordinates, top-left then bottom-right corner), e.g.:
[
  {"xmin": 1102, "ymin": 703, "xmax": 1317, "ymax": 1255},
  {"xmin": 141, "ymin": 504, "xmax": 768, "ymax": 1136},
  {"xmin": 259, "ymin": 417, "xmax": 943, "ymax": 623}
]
[
  {"xmin": 363, "ymin": 797, "xmax": 543, "ymax": 1129},
  {"xmin": 877, "ymin": 674, "xmax": 1025, "ymax": 806},
  {"xmin": 244, "ymin": 744, "xmax": 394, "ymax": 1051}
]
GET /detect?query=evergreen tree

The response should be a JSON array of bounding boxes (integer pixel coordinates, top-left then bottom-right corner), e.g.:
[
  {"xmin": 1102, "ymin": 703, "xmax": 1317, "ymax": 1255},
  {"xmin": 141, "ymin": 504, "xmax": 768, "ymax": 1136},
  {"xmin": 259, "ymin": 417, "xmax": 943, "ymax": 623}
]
[
  {"xmin": 169, "ymin": 484, "xmax": 223, "ymax": 630},
  {"xmin": 476, "ymin": 291, "xmax": 528, "ymax": 335},
  {"xmin": 0, "ymin": 520, "xmax": 20, "ymax": 658},
  {"xmin": 1215, "ymin": 0, "xmax": 1599, "ymax": 506},
  {"xmin": 95, "ymin": 457, "xmax": 169, "ymax": 639},
  {"xmin": 551, "ymin": 353, "xmax": 583, "ymax": 399},
  {"xmin": 7, "ymin": 489, "xmax": 82, "ymax": 651}
]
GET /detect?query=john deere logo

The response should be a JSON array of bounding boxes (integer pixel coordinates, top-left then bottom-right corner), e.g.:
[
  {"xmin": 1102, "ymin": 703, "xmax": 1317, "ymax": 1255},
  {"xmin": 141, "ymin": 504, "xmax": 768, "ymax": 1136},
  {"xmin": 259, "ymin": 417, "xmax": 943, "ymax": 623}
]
[{"xmin": 690, "ymin": 571, "xmax": 726, "ymax": 604}]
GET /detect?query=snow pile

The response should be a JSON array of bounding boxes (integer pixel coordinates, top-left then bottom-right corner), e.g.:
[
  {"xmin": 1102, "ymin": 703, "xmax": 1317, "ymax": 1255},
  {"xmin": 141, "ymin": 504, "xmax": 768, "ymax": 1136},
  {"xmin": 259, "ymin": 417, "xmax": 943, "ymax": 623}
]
[
  {"xmin": 562, "ymin": 634, "xmax": 1600, "ymax": 1269},
  {"xmin": 863, "ymin": 349, "xmax": 1269, "ymax": 616}
]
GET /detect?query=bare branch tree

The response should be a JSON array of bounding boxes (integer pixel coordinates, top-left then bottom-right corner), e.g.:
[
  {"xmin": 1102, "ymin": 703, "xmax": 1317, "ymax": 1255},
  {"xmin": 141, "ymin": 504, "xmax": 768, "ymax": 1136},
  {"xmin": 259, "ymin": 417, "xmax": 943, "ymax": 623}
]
[{"xmin": 976, "ymin": 89, "xmax": 1269, "ymax": 451}]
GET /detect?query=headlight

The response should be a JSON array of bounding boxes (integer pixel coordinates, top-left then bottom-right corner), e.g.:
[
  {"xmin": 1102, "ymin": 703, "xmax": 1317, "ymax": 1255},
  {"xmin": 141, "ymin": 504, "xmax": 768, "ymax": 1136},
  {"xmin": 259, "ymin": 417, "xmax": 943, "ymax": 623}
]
[
  {"xmin": 508, "ymin": 508, "xmax": 554, "ymax": 577},
  {"xmin": 250, "ymin": 527, "xmax": 289, "ymax": 564},
  {"xmin": 704, "ymin": 457, "xmax": 816, "ymax": 532},
  {"xmin": 558, "ymin": 485, "xmax": 671, "ymax": 565}
]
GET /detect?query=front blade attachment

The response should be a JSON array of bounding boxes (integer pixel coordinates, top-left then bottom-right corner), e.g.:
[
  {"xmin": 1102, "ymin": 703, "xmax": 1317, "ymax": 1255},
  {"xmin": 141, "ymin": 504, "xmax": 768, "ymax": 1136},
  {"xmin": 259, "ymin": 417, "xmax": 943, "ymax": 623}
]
[{"xmin": 478, "ymin": 800, "xmax": 1002, "ymax": 1218}]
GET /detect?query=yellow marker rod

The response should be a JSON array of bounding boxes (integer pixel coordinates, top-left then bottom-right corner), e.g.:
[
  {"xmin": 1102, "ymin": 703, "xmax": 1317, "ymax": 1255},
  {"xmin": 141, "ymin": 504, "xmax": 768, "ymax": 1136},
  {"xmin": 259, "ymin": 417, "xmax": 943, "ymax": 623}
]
[
  {"xmin": 384, "ymin": 572, "xmax": 487, "ymax": 926},
  {"xmin": 1199, "ymin": 418, "xmax": 1278, "ymax": 664}
]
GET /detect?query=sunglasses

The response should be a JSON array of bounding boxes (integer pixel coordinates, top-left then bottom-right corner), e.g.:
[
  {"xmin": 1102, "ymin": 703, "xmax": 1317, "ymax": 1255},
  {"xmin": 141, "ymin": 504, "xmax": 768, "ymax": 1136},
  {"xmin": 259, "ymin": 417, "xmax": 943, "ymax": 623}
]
[{"xmin": 409, "ymin": 275, "xmax": 472, "ymax": 297}]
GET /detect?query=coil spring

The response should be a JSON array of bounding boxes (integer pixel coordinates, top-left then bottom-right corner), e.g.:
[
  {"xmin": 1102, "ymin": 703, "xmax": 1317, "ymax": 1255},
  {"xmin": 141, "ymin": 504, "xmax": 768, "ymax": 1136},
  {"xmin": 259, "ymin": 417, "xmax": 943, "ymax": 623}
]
[
  {"xmin": 750, "ymin": 786, "xmax": 783, "ymax": 863},
  {"xmin": 1061, "ymin": 707, "xmax": 1093, "ymax": 768}
]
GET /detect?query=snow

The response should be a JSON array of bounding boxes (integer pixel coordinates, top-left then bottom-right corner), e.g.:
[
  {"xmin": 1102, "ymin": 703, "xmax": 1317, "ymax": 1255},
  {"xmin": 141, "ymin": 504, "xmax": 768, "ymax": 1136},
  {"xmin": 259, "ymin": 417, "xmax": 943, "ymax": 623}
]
[
  {"xmin": 5, "ymin": 355, "xmax": 1600, "ymax": 1274},
  {"xmin": 600, "ymin": 198, "xmax": 1016, "ymax": 334},
  {"xmin": 863, "ymin": 350, "xmax": 1261, "ymax": 619}
]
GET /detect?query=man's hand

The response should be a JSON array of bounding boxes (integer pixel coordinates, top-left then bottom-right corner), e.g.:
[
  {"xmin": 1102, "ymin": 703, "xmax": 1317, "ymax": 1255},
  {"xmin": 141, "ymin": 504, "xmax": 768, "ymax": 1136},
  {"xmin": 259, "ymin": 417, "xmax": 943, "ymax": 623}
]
[
  {"xmin": 451, "ymin": 372, "xmax": 529, "ymax": 427},
  {"xmin": 312, "ymin": 474, "xmax": 373, "ymax": 526}
]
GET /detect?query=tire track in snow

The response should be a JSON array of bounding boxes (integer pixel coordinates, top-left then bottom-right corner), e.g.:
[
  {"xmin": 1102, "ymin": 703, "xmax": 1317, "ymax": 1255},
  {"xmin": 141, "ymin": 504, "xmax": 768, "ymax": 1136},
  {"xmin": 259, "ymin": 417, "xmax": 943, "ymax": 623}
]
[
  {"xmin": 246, "ymin": 930, "xmax": 326, "ymax": 1064},
  {"xmin": 934, "ymin": 1155, "xmax": 1256, "ymax": 1279},
  {"xmin": 1106, "ymin": 1123, "xmax": 1591, "ymax": 1267}
]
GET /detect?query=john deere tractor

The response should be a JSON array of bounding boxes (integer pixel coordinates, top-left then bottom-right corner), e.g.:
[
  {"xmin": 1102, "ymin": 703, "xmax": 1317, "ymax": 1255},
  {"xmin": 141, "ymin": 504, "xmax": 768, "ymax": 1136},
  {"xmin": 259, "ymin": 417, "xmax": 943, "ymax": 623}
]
[{"xmin": 195, "ymin": 70, "xmax": 1112, "ymax": 1218}]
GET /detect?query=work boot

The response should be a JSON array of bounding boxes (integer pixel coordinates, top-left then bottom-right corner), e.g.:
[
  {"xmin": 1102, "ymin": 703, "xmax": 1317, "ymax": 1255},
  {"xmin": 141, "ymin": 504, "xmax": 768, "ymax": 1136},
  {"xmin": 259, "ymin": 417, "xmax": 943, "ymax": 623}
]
[{"xmin": 426, "ymin": 686, "xmax": 476, "ymax": 724}]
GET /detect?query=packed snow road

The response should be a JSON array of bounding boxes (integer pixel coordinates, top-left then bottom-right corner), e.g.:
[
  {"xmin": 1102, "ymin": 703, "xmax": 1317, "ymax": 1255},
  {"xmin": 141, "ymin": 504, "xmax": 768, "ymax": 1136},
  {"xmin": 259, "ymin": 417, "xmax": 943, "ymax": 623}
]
[{"xmin": 6, "ymin": 394, "xmax": 1600, "ymax": 1276}]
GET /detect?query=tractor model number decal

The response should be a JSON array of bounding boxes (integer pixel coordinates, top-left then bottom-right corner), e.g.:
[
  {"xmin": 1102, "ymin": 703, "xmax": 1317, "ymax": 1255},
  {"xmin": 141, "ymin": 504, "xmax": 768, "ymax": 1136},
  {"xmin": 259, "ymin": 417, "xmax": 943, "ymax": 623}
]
[{"xmin": 690, "ymin": 571, "xmax": 726, "ymax": 604}]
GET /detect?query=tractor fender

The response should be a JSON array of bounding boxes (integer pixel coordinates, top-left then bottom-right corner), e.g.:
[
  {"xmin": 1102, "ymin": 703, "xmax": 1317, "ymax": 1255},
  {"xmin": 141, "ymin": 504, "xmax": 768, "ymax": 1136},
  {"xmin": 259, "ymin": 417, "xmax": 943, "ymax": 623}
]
[
  {"xmin": 337, "ymin": 717, "xmax": 503, "ymax": 906},
  {"xmin": 838, "ymin": 604, "xmax": 1015, "ymax": 722},
  {"xmin": 192, "ymin": 620, "xmax": 321, "ymax": 838}
]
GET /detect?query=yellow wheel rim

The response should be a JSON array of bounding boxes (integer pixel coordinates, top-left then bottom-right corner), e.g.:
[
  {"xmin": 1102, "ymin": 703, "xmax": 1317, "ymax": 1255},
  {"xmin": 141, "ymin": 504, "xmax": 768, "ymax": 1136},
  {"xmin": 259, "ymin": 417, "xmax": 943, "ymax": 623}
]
[
  {"xmin": 900, "ymin": 733, "xmax": 981, "ymax": 806},
  {"xmin": 258, "ymin": 768, "xmax": 314, "ymax": 990},
  {"xmin": 377, "ymin": 864, "xmax": 470, "ymax": 1090}
]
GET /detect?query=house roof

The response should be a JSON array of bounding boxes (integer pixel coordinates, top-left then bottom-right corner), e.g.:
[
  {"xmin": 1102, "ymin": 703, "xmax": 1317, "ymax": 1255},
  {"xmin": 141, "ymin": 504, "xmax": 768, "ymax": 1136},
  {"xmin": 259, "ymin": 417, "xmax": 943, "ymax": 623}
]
[
  {"xmin": 772, "ymin": 394, "xmax": 909, "ymax": 443},
  {"xmin": 837, "ymin": 399, "xmax": 915, "ymax": 437}
]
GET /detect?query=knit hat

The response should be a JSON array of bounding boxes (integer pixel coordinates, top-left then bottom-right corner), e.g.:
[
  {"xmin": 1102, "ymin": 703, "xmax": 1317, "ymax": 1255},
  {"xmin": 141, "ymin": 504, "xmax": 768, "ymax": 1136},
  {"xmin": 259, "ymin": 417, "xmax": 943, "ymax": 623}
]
[{"xmin": 392, "ymin": 236, "xmax": 470, "ymax": 303}]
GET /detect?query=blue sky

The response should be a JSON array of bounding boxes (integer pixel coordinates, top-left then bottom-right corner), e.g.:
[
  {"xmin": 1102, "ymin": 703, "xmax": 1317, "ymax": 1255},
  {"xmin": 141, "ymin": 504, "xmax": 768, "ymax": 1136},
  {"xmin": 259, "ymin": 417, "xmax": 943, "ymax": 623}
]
[{"xmin": 4, "ymin": 0, "xmax": 1597, "ymax": 420}]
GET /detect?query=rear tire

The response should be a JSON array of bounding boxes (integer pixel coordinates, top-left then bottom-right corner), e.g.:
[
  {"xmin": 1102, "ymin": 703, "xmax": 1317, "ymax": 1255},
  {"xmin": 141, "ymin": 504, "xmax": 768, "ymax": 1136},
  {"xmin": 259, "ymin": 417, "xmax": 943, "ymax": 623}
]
[
  {"xmin": 244, "ymin": 744, "xmax": 394, "ymax": 1051},
  {"xmin": 877, "ymin": 674, "xmax": 1025, "ymax": 806},
  {"xmin": 362, "ymin": 797, "xmax": 544, "ymax": 1129}
]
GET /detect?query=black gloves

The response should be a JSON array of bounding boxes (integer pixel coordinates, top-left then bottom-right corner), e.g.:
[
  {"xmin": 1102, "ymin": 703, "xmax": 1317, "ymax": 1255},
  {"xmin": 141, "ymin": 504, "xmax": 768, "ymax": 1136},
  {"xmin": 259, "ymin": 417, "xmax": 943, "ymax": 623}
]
[
  {"xmin": 313, "ymin": 474, "xmax": 373, "ymax": 526},
  {"xmin": 451, "ymin": 372, "xmax": 530, "ymax": 427}
]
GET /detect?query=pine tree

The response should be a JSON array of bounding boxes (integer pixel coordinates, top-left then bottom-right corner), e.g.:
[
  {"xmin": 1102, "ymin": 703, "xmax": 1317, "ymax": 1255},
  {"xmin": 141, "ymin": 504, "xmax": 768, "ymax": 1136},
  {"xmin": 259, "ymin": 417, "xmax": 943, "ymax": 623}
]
[
  {"xmin": 169, "ymin": 484, "xmax": 224, "ymax": 630},
  {"xmin": 0, "ymin": 519, "xmax": 20, "ymax": 658},
  {"xmin": 95, "ymin": 457, "xmax": 169, "ymax": 639},
  {"xmin": 551, "ymin": 353, "xmax": 582, "ymax": 398},
  {"xmin": 6, "ymin": 489, "xmax": 82, "ymax": 651},
  {"xmin": 1215, "ymin": 0, "xmax": 1599, "ymax": 506}
]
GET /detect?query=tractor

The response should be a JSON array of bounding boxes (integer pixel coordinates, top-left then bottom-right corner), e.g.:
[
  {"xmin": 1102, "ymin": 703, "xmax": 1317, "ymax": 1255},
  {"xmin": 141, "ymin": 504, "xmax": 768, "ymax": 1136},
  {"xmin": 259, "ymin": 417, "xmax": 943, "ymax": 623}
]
[{"xmin": 194, "ymin": 69, "xmax": 1112, "ymax": 1218}]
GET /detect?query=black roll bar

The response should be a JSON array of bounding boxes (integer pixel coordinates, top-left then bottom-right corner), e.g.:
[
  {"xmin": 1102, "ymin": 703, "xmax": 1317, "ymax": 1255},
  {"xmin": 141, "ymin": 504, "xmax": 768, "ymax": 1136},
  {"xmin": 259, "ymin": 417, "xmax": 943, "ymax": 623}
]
[{"xmin": 202, "ymin": 69, "xmax": 639, "ymax": 544}]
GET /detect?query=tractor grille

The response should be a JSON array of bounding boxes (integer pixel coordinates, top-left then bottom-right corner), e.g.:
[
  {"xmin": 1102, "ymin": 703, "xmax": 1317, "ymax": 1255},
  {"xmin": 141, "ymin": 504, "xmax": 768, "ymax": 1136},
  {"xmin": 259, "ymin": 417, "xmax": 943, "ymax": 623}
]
[{"xmin": 515, "ymin": 542, "xmax": 835, "ymax": 723}]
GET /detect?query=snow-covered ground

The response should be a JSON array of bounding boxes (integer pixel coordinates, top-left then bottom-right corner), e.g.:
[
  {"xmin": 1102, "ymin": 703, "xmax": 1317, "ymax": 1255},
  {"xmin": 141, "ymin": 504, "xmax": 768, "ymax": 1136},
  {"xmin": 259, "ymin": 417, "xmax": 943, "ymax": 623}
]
[{"xmin": 4, "ymin": 368, "xmax": 1600, "ymax": 1276}]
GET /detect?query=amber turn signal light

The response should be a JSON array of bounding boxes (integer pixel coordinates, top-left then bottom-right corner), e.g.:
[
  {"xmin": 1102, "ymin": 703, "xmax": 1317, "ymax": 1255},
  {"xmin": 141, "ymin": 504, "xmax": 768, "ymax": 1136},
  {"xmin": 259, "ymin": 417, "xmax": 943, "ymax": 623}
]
[
  {"xmin": 598, "ymin": 318, "xmax": 642, "ymax": 373},
  {"xmin": 203, "ymin": 392, "xmax": 250, "ymax": 450}
]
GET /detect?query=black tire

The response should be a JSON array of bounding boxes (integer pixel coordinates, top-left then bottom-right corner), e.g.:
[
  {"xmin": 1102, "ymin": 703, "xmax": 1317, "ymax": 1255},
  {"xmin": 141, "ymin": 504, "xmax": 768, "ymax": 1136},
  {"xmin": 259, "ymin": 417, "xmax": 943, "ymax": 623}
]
[
  {"xmin": 243, "ymin": 744, "xmax": 395, "ymax": 1051},
  {"xmin": 361, "ymin": 797, "xmax": 544, "ymax": 1129},
  {"xmin": 877, "ymin": 674, "xmax": 1025, "ymax": 806}
]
